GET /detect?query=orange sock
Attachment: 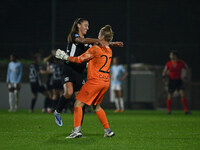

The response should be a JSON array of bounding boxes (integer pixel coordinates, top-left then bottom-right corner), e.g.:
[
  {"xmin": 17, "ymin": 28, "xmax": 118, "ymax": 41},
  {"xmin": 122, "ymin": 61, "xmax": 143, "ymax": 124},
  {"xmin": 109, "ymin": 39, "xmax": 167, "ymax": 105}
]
[
  {"xmin": 96, "ymin": 109, "xmax": 109, "ymax": 129},
  {"xmin": 74, "ymin": 107, "xmax": 83, "ymax": 128}
]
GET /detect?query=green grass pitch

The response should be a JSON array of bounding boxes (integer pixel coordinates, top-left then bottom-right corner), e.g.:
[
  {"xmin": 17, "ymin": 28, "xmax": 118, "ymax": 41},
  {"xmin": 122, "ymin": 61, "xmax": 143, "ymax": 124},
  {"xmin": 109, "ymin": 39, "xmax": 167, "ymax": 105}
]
[{"xmin": 0, "ymin": 110, "xmax": 200, "ymax": 150}]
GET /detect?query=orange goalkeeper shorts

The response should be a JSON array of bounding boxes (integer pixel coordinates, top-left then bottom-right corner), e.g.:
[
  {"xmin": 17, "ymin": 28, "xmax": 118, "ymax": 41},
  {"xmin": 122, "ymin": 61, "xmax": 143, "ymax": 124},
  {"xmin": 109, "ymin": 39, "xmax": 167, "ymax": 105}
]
[{"xmin": 76, "ymin": 79, "xmax": 110, "ymax": 106}]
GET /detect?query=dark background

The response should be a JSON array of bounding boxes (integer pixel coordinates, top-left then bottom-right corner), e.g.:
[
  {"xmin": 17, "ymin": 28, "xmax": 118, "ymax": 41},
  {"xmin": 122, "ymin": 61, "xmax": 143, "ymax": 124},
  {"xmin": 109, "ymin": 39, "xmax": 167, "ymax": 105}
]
[{"xmin": 1, "ymin": 0, "xmax": 200, "ymax": 81}]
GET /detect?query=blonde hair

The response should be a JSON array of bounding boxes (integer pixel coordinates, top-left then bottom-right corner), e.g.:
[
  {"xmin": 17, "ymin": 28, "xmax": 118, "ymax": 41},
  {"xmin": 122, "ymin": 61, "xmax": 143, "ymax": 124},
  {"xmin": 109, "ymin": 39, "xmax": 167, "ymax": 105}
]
[
  {"xmin": 100, "ymin": 25, "xmax": 113, "ymax": 42},
  {"xmin": 67, "ymin": 18, "xmax": 88, "ymax": 43}
]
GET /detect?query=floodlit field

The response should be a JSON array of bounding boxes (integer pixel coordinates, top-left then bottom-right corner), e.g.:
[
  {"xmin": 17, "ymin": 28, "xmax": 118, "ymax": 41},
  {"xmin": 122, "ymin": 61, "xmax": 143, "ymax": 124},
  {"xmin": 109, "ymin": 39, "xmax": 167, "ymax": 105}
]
[{"xmin": 0, "ymin": 110, "xmax": 200, "ymax": 150}]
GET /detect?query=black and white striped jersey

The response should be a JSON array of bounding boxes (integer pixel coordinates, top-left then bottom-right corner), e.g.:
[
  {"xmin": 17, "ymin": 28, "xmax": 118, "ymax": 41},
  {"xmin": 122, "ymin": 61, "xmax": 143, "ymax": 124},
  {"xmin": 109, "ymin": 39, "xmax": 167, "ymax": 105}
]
[
  {"xmin": 64, "ymin": 33, "xmax": 92, "ymax": 73},
  {"xmin": 52, "ymin": 63, "xmax": 63, "ymax": 81},
  {"xmin": 29, "ymin": 63, "xmax": 42, "ymax": 85}
]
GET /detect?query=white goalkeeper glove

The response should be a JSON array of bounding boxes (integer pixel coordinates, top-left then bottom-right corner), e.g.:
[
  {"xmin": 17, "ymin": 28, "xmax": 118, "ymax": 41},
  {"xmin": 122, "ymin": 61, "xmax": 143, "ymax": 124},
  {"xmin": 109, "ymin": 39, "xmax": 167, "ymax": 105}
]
[{"xmin": 55, "ymin": 49, "xmax": 69, "ymax": 60}]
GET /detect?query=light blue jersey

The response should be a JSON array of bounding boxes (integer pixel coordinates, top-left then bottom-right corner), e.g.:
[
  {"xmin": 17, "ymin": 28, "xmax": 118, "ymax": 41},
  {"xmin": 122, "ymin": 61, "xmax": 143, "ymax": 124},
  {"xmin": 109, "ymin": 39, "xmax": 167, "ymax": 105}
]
[
  {"xmin": 110, "ymin": 65, "xmax": 126, "ymax": 85},
  {"xmin": 6, "ymin": 61, "xmax": 23, "ymax": 84}
]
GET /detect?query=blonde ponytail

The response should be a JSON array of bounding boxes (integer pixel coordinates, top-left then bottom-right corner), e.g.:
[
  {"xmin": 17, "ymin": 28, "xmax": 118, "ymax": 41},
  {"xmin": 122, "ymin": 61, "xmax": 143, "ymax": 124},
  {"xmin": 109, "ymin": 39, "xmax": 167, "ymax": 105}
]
[{"xmin": 100, "ymin": 25, "xmax": 113, "ymax": 42}]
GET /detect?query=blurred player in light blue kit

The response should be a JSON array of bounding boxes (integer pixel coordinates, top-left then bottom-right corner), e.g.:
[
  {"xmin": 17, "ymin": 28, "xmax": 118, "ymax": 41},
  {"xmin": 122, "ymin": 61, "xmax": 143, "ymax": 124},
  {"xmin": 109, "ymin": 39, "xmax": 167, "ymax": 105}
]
[
  {"xmin": 110, "ymin": 57, "xmax": 128, "ymax": 112},
  {"xmin": 6, "ymin": 54, "xmax": 23, "ymax": 112}
]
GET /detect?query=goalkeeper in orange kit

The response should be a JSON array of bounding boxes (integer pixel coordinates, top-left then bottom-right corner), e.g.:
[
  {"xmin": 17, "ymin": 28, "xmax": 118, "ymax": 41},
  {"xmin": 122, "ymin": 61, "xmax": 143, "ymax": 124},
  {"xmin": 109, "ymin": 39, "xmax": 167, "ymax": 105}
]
[{"xmin": 56, "ymin": 25, "xmax": 115, "ymax": 138}]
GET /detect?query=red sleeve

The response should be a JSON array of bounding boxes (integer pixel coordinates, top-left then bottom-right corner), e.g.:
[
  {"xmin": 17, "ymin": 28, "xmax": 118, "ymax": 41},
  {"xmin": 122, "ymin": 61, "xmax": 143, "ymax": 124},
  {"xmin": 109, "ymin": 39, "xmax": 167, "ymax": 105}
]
[{"xmin": 69, "ymin": 45, "xmax": 99, "ymax": 63}]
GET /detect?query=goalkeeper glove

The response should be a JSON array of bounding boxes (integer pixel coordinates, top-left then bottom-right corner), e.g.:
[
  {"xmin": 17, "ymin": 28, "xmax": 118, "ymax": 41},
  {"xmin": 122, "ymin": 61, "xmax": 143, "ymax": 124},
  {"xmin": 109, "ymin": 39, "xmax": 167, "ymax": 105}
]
[{"xmin": 55, "ymin": 49, "xmax": 69, "ymax": 60}]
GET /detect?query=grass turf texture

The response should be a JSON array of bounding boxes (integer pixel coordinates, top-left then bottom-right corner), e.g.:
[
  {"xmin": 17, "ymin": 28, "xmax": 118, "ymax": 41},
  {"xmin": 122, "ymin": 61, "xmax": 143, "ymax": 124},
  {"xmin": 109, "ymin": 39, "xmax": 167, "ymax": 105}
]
[{"xmin": 0, "ymin": 110, "xmax": 200, "ymax": 150}]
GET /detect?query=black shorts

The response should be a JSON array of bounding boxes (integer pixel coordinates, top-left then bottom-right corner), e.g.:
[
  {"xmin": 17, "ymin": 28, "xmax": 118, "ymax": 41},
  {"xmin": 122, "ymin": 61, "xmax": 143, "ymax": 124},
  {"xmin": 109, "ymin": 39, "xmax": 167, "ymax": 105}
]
[
  {"xmin": 168, "ymin": 79, "xmax": 184, "ymax": 93},
  {"xmin": 62, "ymin": 67, "xmax": 86, "ymax": 92},
  {"xmin": 30, "ymin": 83, "xmax": 46, "ymax": 94},
  {"xmin": 52, "ymin": 80, "xmax": 63, "ymax": 90}
]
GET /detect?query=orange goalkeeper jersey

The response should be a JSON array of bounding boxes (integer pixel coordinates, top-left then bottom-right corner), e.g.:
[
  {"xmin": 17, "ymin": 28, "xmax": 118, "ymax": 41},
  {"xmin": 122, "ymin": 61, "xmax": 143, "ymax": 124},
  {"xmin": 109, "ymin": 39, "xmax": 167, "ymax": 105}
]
[{"xmin": 69, "ymin": 45, "xmax": 112, "ymax": 82}]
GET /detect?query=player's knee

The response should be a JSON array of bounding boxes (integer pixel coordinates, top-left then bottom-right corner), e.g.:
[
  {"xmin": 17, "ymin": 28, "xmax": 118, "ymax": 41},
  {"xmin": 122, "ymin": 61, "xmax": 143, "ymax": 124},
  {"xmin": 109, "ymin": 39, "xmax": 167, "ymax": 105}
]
[
  {"xmin": 180, "ymin": 92, "xmax": 185, "ymax": 98},
  {"xmin": 63, "ymin": 89, "xmax": 73, "ymax": 99},
  {"xmin": 74, "ymin": 100, "xmax": 84, "ymax": 107},
  {"xmin": 63, "ymin": 92, "xmax": 72, "ymax": 99},
  {"xmin": 63, "ymin": 90, "xmax": 73, "ymax": 99},
  {"xmin": 94, "ymin": 105, "xmax": 101, "ymax": 112},
  {"xmin": 52, "ymin": 94, "xmax": 57, "ymax": 100},
  {"xmin": 167, "ymin": 92, "xmax": 173, "ymax": 99}
]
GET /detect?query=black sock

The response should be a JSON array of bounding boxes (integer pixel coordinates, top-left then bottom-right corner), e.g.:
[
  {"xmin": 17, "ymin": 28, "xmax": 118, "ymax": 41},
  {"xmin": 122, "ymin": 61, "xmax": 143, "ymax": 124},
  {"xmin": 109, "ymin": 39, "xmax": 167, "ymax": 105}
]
[
  {"xmin": 69, "ymin": 98, "xmax": 75, "ymax": 113},
  {"xmin": 47, "ymin": 98, "xmax": 53, "ymax": 108},
  {"xmin": 55, "ymin": 99, "xmax": 59, "ymax": 108},
  {"xmin": 56, "ymin": 96, "xmax": 69, "ymax": 113},
  {"xmin": 49, "ymin": 99, "xmax": 53, "ymax": 109},
  {"xmin": 63, "ymin": 100, "xmax": 68, "ymax": 113},
  {"xmin": 31, "ymin": 98, "xmax": 36, "ymax": 111},
  {"xmin": 52, "ymin": 99, "xmax": 59, "ymax": 110},
  {"xmin": 44, "ymin": 98, "xmax": 49, "ymax": 109},
  {"xmin": 81, "ymin": 105, "xmax": 85, "ymax": 125}
]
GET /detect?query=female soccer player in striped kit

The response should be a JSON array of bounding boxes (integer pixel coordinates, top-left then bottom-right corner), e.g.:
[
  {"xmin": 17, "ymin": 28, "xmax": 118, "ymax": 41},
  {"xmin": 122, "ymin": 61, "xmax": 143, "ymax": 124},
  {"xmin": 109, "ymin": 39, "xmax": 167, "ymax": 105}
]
[
  {"xmin": 162, "ymin": 50, "xmax": 190, "ymax": 114},
  {"xmin": 29, "ymin": 53, "xmax": 52, "ymax": 113},
  {"xmin": 56, "ymin": 25, "xmax": 115, "ymax": 138}
]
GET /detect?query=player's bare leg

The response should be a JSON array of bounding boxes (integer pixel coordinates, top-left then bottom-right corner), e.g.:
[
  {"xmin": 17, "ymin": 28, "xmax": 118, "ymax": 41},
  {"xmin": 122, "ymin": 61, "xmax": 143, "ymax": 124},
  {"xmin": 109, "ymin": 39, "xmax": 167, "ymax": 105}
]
[
  {"xmin": 14, "ymin": 84, "xmax": 20, "ymax": 111},
  {"xmin": 14, "ymin": 90, "xmax": 19, "ymax": 111},
  {"xmin": 118, "ymin": 90, "xmax": 124, "ymax": 112},
  {"xmin": 8, "ymin": 87, "xmax": 15, "ymax": 112},
  {"xmin": 114, "ymin": 90, "xmax": 120, "ymax": 112}
]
